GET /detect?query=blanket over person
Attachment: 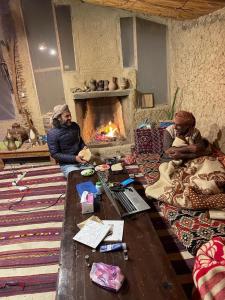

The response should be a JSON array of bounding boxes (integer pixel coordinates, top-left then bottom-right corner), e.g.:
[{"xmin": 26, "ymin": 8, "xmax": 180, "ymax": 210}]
[{"xmin": 145, "ymin": 137, "xmax": 225, "ymax": 209}]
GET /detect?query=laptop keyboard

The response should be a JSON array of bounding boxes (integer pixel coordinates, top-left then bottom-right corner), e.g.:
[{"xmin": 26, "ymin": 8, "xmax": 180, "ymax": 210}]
[
  {"xmin": 97, "ymin": 171, "xmax": 150, "ymax": 217},
  {"xmin": 114, "ymin": 191, "xmax": 136, "ymax": 212}
]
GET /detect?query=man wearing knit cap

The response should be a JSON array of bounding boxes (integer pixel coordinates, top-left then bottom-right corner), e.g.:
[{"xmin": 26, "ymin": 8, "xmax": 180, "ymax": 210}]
[
  {"xmin": 47, "ymin": 104, "xmax": 87, "ymax": 177},
  {"xmin": 163, "ymin": 111, "xmax": 210, "ymax": 160}
]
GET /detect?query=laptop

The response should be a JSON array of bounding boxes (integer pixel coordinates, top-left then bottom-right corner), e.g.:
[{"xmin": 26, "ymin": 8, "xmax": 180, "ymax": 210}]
[{"xmin": 97, "ymin": 172, "xmax": 150, "ymax": 218}]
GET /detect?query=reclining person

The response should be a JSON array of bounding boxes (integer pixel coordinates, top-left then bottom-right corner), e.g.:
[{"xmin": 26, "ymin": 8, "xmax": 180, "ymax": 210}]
[
  {"xmin": 145, "ymin": 110, "xmax": 225, "ymax": 210},
  {"xmin": 47, "ymin": 104, "xmax": 87, "ymax": 178},
  {"xmin": 163, "ymin": 111, "xmax": 211, "ymax": 160}
]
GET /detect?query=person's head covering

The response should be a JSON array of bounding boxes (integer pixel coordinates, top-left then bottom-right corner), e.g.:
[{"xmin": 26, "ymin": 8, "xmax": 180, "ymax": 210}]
[
  {"xmin": 51, "ymin": 104, "xmax": 70, "ymax": 121},
  {"xmin": 173, "ymin": 111, "xmax": 196, "ymax": 127}
]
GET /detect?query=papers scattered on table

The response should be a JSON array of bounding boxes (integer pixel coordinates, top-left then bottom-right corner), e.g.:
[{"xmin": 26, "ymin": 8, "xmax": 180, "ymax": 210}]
[
  {"xmin": 73, "ymin": 220, "xmax": 111, "ymax": 248},
  {"xmin": 103, "ymin": 220, "xmax": 124, "ymax": 242},
  {"xmin": 74, "ymin": 217, "xmax": 125, "ymax": 247},
  {"xmin": 77, "ymin": 216, "xmax": 102, "ymax": 229}
]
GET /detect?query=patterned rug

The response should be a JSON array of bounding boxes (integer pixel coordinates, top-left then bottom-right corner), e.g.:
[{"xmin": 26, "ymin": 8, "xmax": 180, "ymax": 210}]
[
  {"xmin": 125, "ymin": 162, "xmax": 195, "ymax": 299},
  {"xmin": 0, "ymin": 162, "xmax": 66, "ymax": 299},
  {"xmin": 0, "ymin": 160, "xmax": 195, "ymax": 299}
]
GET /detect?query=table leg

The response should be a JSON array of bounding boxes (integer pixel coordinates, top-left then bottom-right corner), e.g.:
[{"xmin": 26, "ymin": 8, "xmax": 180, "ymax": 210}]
[{"xmin": 0, "ymin": 159, "xmax": 4, "ymax": 170}]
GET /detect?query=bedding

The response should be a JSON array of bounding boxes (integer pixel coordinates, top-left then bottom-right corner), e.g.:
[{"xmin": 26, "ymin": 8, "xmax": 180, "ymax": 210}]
[{"xmin": 145, "ymin": 137, "xmax": 225, "ymax": 209}]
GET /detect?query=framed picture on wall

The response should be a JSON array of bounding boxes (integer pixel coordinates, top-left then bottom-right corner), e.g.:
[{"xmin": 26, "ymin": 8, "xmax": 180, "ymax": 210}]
[{"xmin": 141, "ymin": 93, "xmax": 154, "ymax": 108}]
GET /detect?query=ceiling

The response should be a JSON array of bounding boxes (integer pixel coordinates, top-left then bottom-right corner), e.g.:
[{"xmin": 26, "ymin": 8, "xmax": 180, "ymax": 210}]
[{"xmin": 82, "ymin": 0, "xmax": 225, "ymax": 20}]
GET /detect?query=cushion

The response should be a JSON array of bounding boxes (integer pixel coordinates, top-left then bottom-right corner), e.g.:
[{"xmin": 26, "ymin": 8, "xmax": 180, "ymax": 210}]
[{"xmin": 134, "ymin": 128, "xmax": 164, "ymax": 154}]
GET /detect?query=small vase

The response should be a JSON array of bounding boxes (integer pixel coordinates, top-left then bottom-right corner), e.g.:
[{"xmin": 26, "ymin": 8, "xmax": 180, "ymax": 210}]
[
  {"xmin": 119, "ymin": 77, "xmax": 129, "ymax": 90},
  {"xmin": 104, "ymin": 80, "xmax": 109, "ymax": 91},
  {"xmin": 89, "ymin": 79, "xmax": 97, "ymax": 91},
  {"xmin": 97, "ymin": 80, "xmax": 104, "ymax": 91},
  {"xmin": 108, "ymin": 77, "xmax": 118, "ymax": 91}
]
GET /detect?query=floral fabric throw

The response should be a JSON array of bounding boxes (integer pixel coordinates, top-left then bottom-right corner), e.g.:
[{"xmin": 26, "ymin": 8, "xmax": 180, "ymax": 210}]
[
  {"xmin": 193, "ymin": 237, "xmax": 225, "ymax": 300},
  {"xmin": 145, "ymin": 154, "xmax": 225, "ymax": 209}
]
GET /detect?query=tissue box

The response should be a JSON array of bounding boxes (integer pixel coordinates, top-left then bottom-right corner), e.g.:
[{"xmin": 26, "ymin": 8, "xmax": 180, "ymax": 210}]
[{"xmin": 81, "ymin": 192, "xmax": 94, "ymax": 214}]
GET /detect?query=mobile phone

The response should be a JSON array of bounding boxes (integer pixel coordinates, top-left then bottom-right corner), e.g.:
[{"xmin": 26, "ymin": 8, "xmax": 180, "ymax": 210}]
[{"xmin": 120, "ymin": 178, "xmax": 135, "ymax": 187}]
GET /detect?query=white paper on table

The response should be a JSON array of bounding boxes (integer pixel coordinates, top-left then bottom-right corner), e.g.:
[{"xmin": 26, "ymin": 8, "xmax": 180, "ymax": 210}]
[
  {"xmin": 73, "ymin": 220, "xmax": 111, "ymax": 248},
  {"xmin": 103, "ymin": 220, "xmax": 124, "ymax": 242}
]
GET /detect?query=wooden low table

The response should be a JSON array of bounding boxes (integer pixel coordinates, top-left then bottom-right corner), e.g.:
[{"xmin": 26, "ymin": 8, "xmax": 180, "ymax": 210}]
[
  {"xmin": 0, "ymin": 144, "xmax": 54, "ymax": 169},
  {"xmin": 57, "ymin": 170, "xmax": 187, "ymax": 300}
]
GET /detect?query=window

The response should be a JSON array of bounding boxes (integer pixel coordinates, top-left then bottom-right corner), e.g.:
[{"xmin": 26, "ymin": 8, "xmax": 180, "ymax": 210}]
[
  {"xmin": 120, "ymin": 17, "xmax": 135, "ymax": 68},
  {"xmin": 55, "ymin": 5, "xmax": 76, "ymax": 71},
  {"xmin": 136, "ymin": 18, "xmax": 168, "ymax": 105},
  {"xmin": 120, "ymin": 17, "xmax": 168, "ymax": 105},
  {"xmin": 21, "ymin": 0, "xmax": 65, "ymax": 114}
]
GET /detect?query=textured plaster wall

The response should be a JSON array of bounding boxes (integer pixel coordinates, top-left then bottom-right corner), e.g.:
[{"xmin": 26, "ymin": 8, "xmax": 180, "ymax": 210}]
[
  {"xmin": 54, "ymin": 0, "xmax": 169, "ymax": 149},
  {"xmin": 5, "ymin": 0, "xmax": 225, "ymax": 154},
  {"xmin": 168, "ymin": 7, "xmax": 225, "ymax": 151},
  {"xmin": 54, "ymin": 0, "xmax": 137, "ymax": 125},
  {"xmin": 58, "ymin": 0, "xmax": 169, "ymax": 132}
]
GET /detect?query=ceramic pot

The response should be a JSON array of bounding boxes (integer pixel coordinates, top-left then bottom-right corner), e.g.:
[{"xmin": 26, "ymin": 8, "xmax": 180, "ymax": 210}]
[
  {"xmin": 108, "ymin": 77, "xmax": 118, "ymax": 91},
  {"xmin": 104, "ymin": 80, "xmax": 109, "ymax": 91},
  {"xmin": 89, "ymin": 79, "xmax": 97, "ymax": 91},
  {"xmin": 119, "ymin": 77, "xmax": 129, "ymax": 90},
  {"xmin": 3, "ymin": 130, "xmax": 19, "ymax": 151},
  {"xmin": 97, "ymin": 80, "xmax": 104, "ymax": 91}
]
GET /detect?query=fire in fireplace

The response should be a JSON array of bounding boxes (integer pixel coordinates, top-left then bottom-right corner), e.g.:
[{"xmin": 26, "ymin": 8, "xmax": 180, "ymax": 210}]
[
  {"xmin": 75, "ymin": 97, "xmax": 126, "ymax": 145},
  {"xmin": 95, "ymin": 120, "xmax": 119, "ymax": 142}
]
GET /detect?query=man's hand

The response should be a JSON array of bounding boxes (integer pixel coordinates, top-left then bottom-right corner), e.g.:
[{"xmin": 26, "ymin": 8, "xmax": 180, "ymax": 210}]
[
  {"xmin": 188, "ymin": 144, "xmax": 203, "ymax": 153},
  {"xmin": 165, "ymin": 147, "xmax": 178, "ymax": 155},
  {"xmin": 75, "ymin": 155, "xmax": 86, "ymax": 164}
]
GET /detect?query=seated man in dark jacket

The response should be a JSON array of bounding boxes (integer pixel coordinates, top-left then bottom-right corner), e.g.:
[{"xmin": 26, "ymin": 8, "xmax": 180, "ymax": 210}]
[{"xmin": 47, "ymin": 104, "xmax": 87, "ymax": 177}]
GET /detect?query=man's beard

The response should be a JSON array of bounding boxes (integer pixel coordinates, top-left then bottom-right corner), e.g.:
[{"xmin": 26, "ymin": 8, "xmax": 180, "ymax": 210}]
[{"xmin": 59, "ymin": 119, "xmax": 72, "ymax": 127}]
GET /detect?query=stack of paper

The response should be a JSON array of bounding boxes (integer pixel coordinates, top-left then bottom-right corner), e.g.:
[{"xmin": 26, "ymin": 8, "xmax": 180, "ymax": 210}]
[
  {"xmin": 74, "ymin": 217, "xmax": 125, "ymax": 247},
  {"xmin": 73, "ymin": 220, "xmax": 111, "ymax": 248},
  {"xmin": 103, "ymin": 220, "xmax": 124, "ymax": 242}
]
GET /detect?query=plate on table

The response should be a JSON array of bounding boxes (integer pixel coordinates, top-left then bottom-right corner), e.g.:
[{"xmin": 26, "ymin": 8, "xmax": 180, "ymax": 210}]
[
  {"xmin": 81, "ymin": 169, "xmax": 95, "ymax": 177},
  {"xmin": 95, "ymin": 164, "xmax": 110, "ymax": 172}
]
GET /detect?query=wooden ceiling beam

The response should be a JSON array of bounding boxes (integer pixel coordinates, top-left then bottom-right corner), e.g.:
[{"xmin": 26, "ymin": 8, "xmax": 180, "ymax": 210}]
[{"xmin": 81, "ymin": 0, "xmax": 225, "ymax": 19}]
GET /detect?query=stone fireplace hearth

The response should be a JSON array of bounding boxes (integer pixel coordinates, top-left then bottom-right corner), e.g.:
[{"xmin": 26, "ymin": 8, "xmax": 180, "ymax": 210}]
[{"xmin": 73, "ymin": 89, "xmax": 135, "ymax": 153}]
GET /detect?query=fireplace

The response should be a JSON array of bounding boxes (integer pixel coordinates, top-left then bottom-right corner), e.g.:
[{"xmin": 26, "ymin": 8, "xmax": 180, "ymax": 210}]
[{"xmin": 73, "ymin": 90, "xmax": 133, "ymax": 147}]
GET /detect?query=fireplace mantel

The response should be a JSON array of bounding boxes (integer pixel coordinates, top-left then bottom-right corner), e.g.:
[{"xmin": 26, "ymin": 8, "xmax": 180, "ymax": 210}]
[{"xmin": 72, "ymin": 89, "xmax": 132, "ymax": 100}]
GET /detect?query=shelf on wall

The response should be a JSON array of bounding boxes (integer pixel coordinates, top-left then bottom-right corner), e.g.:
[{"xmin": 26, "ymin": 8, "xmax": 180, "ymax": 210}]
[{"xmin": 72, "ymin": 89, "xmax": 133, "ymax": 100}]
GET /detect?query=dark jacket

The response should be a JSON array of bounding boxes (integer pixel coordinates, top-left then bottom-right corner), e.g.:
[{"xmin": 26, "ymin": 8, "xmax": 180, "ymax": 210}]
[{"xmin": 47, "ymin": 122, "xmax": 85, "ymax": 165}]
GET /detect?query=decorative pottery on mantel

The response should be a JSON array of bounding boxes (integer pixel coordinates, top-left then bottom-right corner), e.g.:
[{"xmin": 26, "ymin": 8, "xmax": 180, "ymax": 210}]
[
  {"xmin": 108, "ymin": 77, "xmax": 118, "ymax": 91},
  {"xmin": 96, "ymin": 80, "xmax": 104, "ymax": 91},
  {"xmin": 89, "ymin": 79, "xmax": 97, "ymax": 91},
  {"xmin": 104, "ymin": 80, "xmax": 109, "ymax": 91},
  {"xmin": 119, "ymin": 77, "xmax": 129, "ymax": 90}
]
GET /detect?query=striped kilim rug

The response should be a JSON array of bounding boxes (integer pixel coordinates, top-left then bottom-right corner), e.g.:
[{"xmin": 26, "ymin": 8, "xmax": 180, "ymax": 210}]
[
  {"xmin": 0, "ymin": 162, "xmax": 194, "ymax": 299},
  {"xmin": 0, "ymin": 163, "xmax": 66, "ymax": 299}
]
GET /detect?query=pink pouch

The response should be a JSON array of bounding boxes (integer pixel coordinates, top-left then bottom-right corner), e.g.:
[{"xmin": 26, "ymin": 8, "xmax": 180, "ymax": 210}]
[{"xmin": 90, "ymin": 262, "xmax": 124, "ymax": 292}]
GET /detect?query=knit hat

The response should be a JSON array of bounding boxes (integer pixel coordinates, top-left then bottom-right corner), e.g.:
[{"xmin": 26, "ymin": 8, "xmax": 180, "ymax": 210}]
[
  {"xmin": 51, "ymin": 104, "xmax": 70, "ymax": 121},
  {"xmin": 174, "ymin": 111, "xmax": 195, "ymax": 127}
]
